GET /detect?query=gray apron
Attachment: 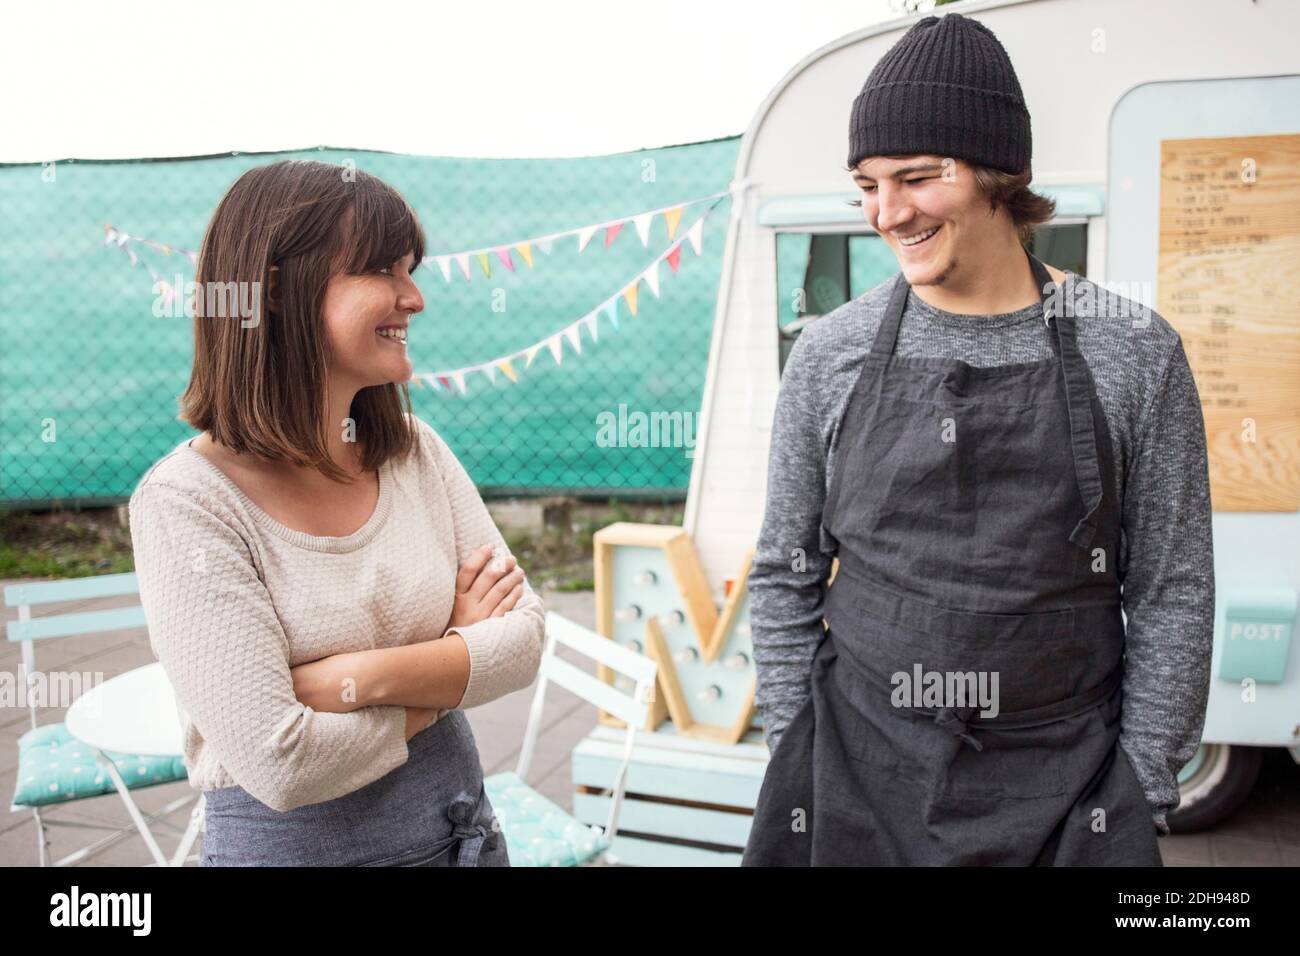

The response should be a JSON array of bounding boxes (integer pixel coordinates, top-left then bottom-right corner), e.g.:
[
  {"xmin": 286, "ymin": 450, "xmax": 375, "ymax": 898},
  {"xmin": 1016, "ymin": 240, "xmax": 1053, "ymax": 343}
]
[
  {"xmin": 743, "ymin": 250, "xmax": 1162, "ymax": 866},
  {"xmin": 200, "ymin": 709, "xmax": 509, "ymax": 866}
]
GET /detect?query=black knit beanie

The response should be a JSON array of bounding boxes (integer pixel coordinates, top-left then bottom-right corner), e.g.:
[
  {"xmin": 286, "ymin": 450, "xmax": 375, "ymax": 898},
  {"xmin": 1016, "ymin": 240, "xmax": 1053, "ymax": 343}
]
[{"xmin": 847, "ymin": 13, "xmax": 1031, "ymax": 174}]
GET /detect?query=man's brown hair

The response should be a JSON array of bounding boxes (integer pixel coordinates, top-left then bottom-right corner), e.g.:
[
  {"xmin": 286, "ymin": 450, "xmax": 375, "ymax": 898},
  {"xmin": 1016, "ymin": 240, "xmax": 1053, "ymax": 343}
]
[
  {"xmin": 968, "ymin": 164, "xmax": 1057, "ymax": 246},
  {"xmin": 180, "ymin": 159, "xmax": 425, "ymax": 483}
]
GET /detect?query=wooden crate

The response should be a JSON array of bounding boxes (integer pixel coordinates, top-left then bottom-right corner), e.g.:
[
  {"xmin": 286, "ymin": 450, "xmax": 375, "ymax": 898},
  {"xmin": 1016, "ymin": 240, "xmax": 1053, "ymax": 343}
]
[{"xmin": 570, "ymin": 723, "xmax": 770, "ymax": 866}]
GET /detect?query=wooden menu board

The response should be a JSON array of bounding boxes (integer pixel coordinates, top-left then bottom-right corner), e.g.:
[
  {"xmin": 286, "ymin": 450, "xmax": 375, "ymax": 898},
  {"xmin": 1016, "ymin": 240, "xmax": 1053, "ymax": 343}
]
[{"xmin": 1158, "ymin": 134, "xmax": 1300, "ymax": 512}]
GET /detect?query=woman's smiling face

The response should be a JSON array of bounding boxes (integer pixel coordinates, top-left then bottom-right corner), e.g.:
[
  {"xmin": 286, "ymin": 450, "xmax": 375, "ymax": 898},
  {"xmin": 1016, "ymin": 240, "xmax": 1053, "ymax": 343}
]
[{"xmin": 320, "ymin": 249, "xmax": 424, "ymax": 390}]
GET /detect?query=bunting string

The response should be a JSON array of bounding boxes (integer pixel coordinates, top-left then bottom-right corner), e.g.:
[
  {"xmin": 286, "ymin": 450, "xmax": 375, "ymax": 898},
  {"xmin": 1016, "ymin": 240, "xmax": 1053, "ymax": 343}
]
[
  {"xmin": 425, "ymin": 189, "xmax": 729, "ymax": 282},
  {"xmin": 411, "ymin": 195, "xmax": 725, "ymax": 397},
  {"xmin": 101, "ymin": 188, "xmax": 730, "ymax": 290},
  {"xmin": 101, "ymin": 224, "xmax": 196, "ymax": 311}
]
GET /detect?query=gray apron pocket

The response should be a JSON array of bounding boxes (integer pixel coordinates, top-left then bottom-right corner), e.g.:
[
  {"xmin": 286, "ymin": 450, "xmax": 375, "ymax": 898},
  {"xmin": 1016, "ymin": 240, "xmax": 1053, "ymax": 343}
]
[{"xmin": 828, "ymin": 605, "xmax": 1085, "ymax": 801}]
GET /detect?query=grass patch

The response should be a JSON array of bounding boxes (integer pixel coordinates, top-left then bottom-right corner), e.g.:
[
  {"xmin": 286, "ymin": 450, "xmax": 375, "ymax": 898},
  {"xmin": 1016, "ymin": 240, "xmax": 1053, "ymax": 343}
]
[
  {"xmin": 0, "ymin": 497, "xmax": 684, "ymax": 591},
  {"xmin": 0, "ymin": 509, "xmax": 136, "ymax": 579},
  {"xmin": 499, "ymin": 498, "xmax": 684, "ymax": 592}
]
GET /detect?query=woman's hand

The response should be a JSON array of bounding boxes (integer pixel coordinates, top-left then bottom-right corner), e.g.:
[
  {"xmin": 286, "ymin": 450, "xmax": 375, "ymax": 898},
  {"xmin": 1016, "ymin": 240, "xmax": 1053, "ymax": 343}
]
[
  {"xmin": 288, "ymin": 544, "xmax": 525, "ymax": 713},
  {"xmin": 290, "ymin": 650, "xmax": 373, "ymax": 714},
  {"xmin": 447, "ymin": 543, "xmax": 526, "ymax": 631}
]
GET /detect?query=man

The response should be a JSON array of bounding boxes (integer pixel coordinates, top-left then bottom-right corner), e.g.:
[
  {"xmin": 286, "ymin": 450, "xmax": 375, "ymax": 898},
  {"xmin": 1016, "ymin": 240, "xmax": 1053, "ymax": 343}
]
[{"xmin": 742, "ymin": 12, "xmax": 1213, "ymax": 865}]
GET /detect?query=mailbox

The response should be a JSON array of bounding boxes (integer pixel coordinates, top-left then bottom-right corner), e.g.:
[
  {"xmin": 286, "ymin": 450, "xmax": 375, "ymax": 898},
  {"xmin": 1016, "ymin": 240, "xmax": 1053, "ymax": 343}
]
[{"xmin": 1218, "ymin": 587, "xmax": 1296, "ymax": 684}]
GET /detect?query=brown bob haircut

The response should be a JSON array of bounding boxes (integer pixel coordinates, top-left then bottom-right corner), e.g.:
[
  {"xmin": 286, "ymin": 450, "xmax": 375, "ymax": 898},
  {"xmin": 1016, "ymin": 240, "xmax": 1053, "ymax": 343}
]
[
  {"xmin": 846, "ymin": 158, "xmax": 1057, "ymax": 246},
  {"xmin": 179, "ymin": 159, "xmax": 425, "ymax": 483}
]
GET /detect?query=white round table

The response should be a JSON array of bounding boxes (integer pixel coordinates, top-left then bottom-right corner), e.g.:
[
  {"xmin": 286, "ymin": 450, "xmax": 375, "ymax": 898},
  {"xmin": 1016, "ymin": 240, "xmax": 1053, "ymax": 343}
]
[
  {"xmin": 64, "ymin": 661, "xmax": 201, "ymax": 865},
  {"xmin": 65, "ymin": 661, "xmax": 184, "ymax": 756}
]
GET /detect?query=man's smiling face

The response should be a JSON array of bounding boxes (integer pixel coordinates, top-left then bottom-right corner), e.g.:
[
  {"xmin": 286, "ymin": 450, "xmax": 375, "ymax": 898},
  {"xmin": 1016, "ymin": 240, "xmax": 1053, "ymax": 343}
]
[{"xmin": 851, "ymin": 155, "xmax": 1000, "ymax": 289}]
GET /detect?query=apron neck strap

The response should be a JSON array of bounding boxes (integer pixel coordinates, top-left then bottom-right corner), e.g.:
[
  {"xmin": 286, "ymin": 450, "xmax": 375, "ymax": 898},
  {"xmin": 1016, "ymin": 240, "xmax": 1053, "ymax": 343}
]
[
  {"xmin": 1027, "ymin": 249, "xmax": 1107, "ymax": 550},
  {"xmin": 869, "ymin": 250, "xmax": 1106, "ymax": 552},
  {"xmin": 870, "ymin": 270, "xmax": 911, "ymax": 358}
]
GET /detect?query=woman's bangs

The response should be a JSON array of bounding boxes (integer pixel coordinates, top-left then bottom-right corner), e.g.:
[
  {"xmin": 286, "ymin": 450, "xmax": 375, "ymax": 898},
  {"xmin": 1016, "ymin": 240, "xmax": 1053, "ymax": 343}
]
[{"xmin": 337, "ymin": 184, "xmax": 426, "ymax": 275}]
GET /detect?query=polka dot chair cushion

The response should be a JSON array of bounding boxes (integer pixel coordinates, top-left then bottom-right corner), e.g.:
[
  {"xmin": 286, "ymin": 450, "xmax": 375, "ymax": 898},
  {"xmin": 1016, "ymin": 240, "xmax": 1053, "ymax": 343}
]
[
  {"xmin": 11, "ymin": 722, "xmax": 188, "ymax": 809},
  {"xmin": 484, "ymin": 771, "xmax": 610, "ymax": 867}
]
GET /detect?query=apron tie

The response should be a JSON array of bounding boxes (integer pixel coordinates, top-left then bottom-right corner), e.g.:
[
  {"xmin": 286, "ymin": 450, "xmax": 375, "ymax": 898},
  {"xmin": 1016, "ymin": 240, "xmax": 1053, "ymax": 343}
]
[
  {"xmin": 932, "ymin": 705, "xmax": 985, "ymax": 751},
  {"xmin": 446, "ymin": 792, "xmax": 490, "ymax": 867}
]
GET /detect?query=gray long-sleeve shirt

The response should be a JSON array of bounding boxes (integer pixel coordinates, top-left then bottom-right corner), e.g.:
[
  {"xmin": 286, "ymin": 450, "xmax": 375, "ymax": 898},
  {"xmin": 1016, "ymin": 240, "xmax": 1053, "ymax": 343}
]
[{"xmin": 747, "ymin": 269, "xmax": 1214, "ymax": 836}]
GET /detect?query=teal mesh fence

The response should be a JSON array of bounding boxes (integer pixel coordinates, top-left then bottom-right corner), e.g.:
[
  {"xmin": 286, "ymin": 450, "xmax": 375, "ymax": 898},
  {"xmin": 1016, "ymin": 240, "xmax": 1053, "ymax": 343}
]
[{"xmin": 0, "ymin": 140, "xmax": 740, "ymax": 507}]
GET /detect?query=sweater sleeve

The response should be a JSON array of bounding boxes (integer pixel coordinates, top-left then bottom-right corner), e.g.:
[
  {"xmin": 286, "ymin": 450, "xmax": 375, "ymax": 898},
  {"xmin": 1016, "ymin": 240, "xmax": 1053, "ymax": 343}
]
[
  {"xmin": 128, "ymin": 480, "xmax": 410, "ymax": 812},
  {"xmin": 422, "ymin": 422, "xmax": 546, "ymax": 711},
  {"xmin": 1116, "ymin": 337, "xmax": 1215, "ymax": 836},
  {"xmin": 747, "ymin": 331, "xmax": 836, "ymax": 755}
]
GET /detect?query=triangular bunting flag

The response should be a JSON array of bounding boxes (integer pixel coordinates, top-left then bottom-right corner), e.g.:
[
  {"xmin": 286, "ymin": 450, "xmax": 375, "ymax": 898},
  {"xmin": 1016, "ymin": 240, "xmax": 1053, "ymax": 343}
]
[
  {"xmin": 623, "ymin": 281, "xmax": 639, "ymax": 316},
  {"xmin": 514, "ymin": 243, "xmax": 534, "ymax": 268},
  {"xmin": 537, "ymin": 237, "xmax": 554, "ymax": 255},
  {"xmin": 582, "ymin": 311, "xmax": 599, "ymax": 343},
  {"xmin": 642, "ymin": 260, "xmax": 661, "ymax": 299},
  {"xmin": 438, "ymin": 375, "xmax": 452, "ymax": 391},
  {"xmin": 633, "ymin": 213, "xmax": 653, "ymax": 246},
  {"xmin": 452, "ymin": 371, "xmax": 467, "ymax": 394},
  {"xmin": 604, "ymin": 221, "xmax": 623, "ymax": 248},
  {"xmin": 664, "ymin": 206, "xmax": 683, "ymax": 240},
  {"xmin": 476, "ymin": 253, "xmax": 492, "ymax": 278},
  {"xmin": 602, "ymin": 300, "xmax": 620, "ymax": 331},
  {"xmin": 455, "ymin": 255, "xmax": 472, "ymax": 280},
  {"xmin": 577, "ymin": 226, "xmax": 598, "ymax": 253},
  {"xmin": 498, "ymin": 359, "xmax": 517, "ymax": 383},
  {"xmin": 480, "ymin": 363, "xmax": 496, "ymax": 385},
  {"xmin": 494, "ymin": 247, "xmax": 515, "ymax": 272},
  {"xmin": 666, "ymin": 243, "xmax": 683, "ymax": 274},
  {"xmin": 547, "ymin": 333, "xmax": 564, "ymax": 365},
  {"xmin": 525, "ymin": 343, "xmax": 543, "ymax": 367},
  {"xmin": 564, "ymin": 323, "xmax": 583, "ymax": 355},
  {"xmin": 686, "ymin": 218, "xmax": 704, "ymax": 255},
  {"xmin": 435, "ymin": 256, "xmax": 452, "ymax": 282}
]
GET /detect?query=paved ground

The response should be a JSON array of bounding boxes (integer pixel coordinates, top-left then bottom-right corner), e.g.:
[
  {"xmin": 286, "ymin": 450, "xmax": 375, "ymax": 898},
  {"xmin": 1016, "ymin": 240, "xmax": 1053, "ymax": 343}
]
[{"xmin": 1, "ymin": 580, "xmax": 1296, "ymax": 866}]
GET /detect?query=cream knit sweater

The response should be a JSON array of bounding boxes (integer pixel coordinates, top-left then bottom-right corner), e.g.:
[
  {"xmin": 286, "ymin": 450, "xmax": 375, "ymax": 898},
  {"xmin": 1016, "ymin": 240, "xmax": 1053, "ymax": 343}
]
[{"xmin": 127, "ymin": 413, "xmax": 546, "ymax": 812}]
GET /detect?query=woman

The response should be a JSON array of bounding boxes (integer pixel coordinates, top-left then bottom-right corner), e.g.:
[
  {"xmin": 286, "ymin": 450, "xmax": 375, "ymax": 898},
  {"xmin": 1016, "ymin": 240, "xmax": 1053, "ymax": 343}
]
[{"xmin": 128, "ymin": 159, "xmax": 546, "ymax": 866}]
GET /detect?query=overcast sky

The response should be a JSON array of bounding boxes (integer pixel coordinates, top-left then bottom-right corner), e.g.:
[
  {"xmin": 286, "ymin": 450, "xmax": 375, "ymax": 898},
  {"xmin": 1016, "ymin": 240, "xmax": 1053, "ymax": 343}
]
[{"xmin": 0, "ymin": 0, "xmax": 906, "ymax": 162}]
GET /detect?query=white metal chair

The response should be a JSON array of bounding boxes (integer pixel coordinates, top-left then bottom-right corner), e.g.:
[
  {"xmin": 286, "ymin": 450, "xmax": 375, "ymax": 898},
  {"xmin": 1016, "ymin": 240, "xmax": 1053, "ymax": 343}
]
[
  {"xmin": 5, "ymin": 573, "xmax": 201, "ymax": 866},
  {"xmin": 483, "ymin": 610, "xmax": 657, "ymax": 866}
]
